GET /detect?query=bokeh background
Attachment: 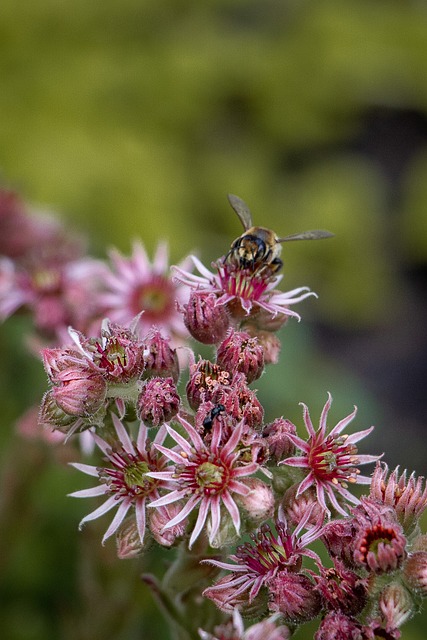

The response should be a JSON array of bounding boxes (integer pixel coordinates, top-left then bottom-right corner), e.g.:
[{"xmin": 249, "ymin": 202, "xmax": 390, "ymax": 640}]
[{"xmin": 0, "ymin": 0, "xmax": 426, "ymax": 638}]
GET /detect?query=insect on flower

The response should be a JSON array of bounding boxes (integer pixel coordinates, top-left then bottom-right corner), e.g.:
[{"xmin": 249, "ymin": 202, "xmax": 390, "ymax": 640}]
[{"xmin": 226, "ymin": 194, "xmax": 333, "ymax": 276}]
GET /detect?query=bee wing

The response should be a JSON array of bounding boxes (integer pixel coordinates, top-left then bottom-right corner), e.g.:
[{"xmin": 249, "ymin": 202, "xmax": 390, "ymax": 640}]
[
  {"xmin": 227, "ymin": 194, "xmax": 253, "ymax": 231},
  {"xmin": 277, "ymin": 230, "xmax": 334, "ymax": 242}
]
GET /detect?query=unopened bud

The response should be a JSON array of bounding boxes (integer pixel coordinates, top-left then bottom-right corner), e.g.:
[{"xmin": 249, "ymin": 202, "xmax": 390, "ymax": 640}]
[
  {"xmin": 52, "ymin": 369, "xmax": 107, "ymax": 416},
  {"xmin": 216, "ymin": 330, "xmax": 264, "ymax": 383},
  {"xmin": 245, "ymin": 326, "xmax": 281, "ymax": 365},
  {"xmin": 143, "ymin": 329, "xmax": 179, "ymax": 382},
  {"xmin": 403, "ymin": 551, "xmax": 427, "ymax": 596},
  {"xmin": 116, "ymin": 516, "xmax": 144, "ymax": 559},
  {"xmin": 237, "ymin": 478, "xmax": 274, "ymax": 525},
  {"xmin": 183, "ymin": 290, "xmax": 230, "ymax": 344},
  {"xmin": 137, "ymin": 377, "xmax": 180, "ymax": 427},
  {"xmin": 268, "ymin": 571, "xmax": 321, "ymax": 624},
  {"xmin": 378, "ymin": 582, "xmax": 414, "ymax": 630},
  {"xmin": 149, "ymin": 503, "xmax": 187, "ymax": 547},
  {"xmin": 314, "ymin": 611, "xmax": 363, "ymax": 640},
  {"xmin": 263, "ymin": 418, "xmax": 296, "ymax": 461}
]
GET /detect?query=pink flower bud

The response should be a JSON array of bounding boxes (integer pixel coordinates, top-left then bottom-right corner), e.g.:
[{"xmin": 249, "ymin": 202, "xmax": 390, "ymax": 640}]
[
  {"xmin": 403, "ymin": 551, "xmax": 427, "ymax": 596},
  {"xmin": 143, "ymin": 328, "xmax": 179, "ymax": 382},
  {"xmin": 314, "ymin": 611, "xmax": 363, "ymax": 640},
  {"xmin": 137, "ymin": 377, "xmax": 180, "ymax": 427},
  {"xmin": 39, "ymin": 390, "xmax": 85, "ymax": 434},
  {"xmin": 216, "ymin": 330, "xmax": 264, "ymax": 383},
  {"xmin": 378, "ymin": 582, "xmax": 413, "ymax": 630},
  {"xmin": 183, "ymin": 290, "xmax": 229, "ymax": 344},
  {"xmin": 268, "ymin": 571, "xmax": 322, "ymax": 623},
  {"xmin": 148, "ymin": 503, "xmax": 187, "ymax": 547},
  {"xmin": 52, "ymin": 369, "xmax": 107, "ymax": 416},
  {"xmin": 116, "ymin": 516, "xmax": 144, "ymax": 559},
  {"xmin": 237, "ymin": 478, "xmax": 275, "ymax": 524},
  {"xmin": 282, "ymin": 485, "xmax": 324, "ymax": 528},
  {"xmin": 263, "ymin": 418, "xmax": 296, "ymax": 461},
  {"xmin": 245, "ymin": 328, "xmax": 281, "ymax": 365}
]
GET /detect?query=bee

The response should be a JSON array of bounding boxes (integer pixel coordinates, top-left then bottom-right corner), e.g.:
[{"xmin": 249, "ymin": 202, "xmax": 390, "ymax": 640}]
[{"xmin": 226, "ymin": 194, "xmax": 333, "ymax": 275}]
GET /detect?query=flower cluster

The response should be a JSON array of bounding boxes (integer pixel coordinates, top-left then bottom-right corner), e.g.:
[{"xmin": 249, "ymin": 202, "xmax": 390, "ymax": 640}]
[{"xmin": 3, "ymin": 190, "xmax": 425, "ymax": 639}]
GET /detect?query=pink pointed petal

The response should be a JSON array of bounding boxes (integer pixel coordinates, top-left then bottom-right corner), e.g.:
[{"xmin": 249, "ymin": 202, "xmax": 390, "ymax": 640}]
[
  {"xmin": 92, "ymin": 432, "xmax": 113, "ymax": 457},
  {"xmin": 191, "ymin": 255, "xmax": 216, "ymax": 280},
  {"xmin": 78, "ymin": 495, "xmax": 118, "ymax": 528},
  {"xmin": 295, "ymin": 472, "xmax": 315, "ymax": 496},
  {"xmin": 232, "ymin": 462, "xmax": 259, "ymax": 478},
  {"xmin": 329, "ymin": 406, "xmax": 358, "ymax": 436},
  {"xmin": 334, "ymin": 485, "xmax": 360, "ymax": 505},
  {"xmin": 112, "ymin": 413, "xmax": 135, "ymax": 455},
  {"xmin": 315, "ymin": 484, "xmax": 330, "ymax": 515},
  {"xmin": 153, "ymin": 424, "xmax": 167, "ymax": 446},
  {"xmin": 280, "ymin": 456, "xmax": 310, "ymax": 468},
  {"xmin": 135, "ymin": 499, "xmax": 147, "ymax": 543},
  {"xmin": 68, "ymin": 485, "xmax": 108, "ymax": 498},
  {"xmin": 300, "ymin": 402, "xmax": 316, "ymax": 437},
  {"xmin": 136, "ymin": 422, "xmax": 148, "ymax": 451},
  {"xmin": 319, "ymin": 393, "xmax": 332, "ymax": 437},
  {"xmin": 284, "ymin": 432, "xmax": 310, "ymax": 452},
  {"xmin": 102, "ymin": 499, "xmax": 132, "ymax": 543},
  {"xmin": 148, "ymin": 488, "xmax": 188, "ymax": 508},
  {"xmin": 189, "ymin": 499, "xmax": 210, "ymax": 548},
  {"xmin": 69, "ymin": 462, "xmax": 99, "ymax": 477},
  {"xmin": 162, "ymin": 495, "xmax": 201, "ymax": 530},
  {"xmin": 176, "ymin": 415, "xmax": 205, "ymax": 450},
  {"xmin": 222, "ymin": 493, "xmax": 241, "ymax": 534},
  {"xmin": 324, "ymin": 485, "xmax": 349, "ymax": 516},
  {"xmin": 356, "ymin": 453, "xmax": 382, "ymax": 465},
  {"xmin": 145, "ymin": 470, "xmax": 175, "ymax": 481},
  {"xmin": 208, "ymin": 496, "xmax": 221, "ymax": 543},
  {"xmin": 153, "ymin": 443, "xmax": 188, "ymax": 465},
  {"xmin": 345, "ymin": 426, "xmax": 375, "ymax": 444},
  {"xmin": 164, "ymin": 425, "xmax": 194, "ymax": 456},
  {"xmin": 152, "ymin": 241, "xmax": 169, "ymax": 273}
]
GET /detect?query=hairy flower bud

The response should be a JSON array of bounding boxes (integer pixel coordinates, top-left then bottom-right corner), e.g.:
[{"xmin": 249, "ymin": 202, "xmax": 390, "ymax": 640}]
[
  {"xmin": 143, "ymin": 328, "xmax": 180, "ymax": 382},
  {"xmin": 268, "ymin": 571, "xmax": 321, "ymax": 623},
  {"xmin": 263, "ymin": 418, "xmax": 296, "ymax": 461},
  {"xmin": 314, "ymin": 612, "xmax": 363, "ymax": 640},
  {"xmin": 39, "ymin": 390, "xmax": 86, "ymax": 434},
  {"xmin": 282, "ymin": 484, "xmax": 325, "ymax": 528},
  {"xmin": 245, "ymin": 326, "xmax": 281, "ymax": 364},
  {"xmin": 216, "ymin": 330, "xmax": 264, "ymax": 383},
  {"xmin": 148, "ymin": 503, "xmax": 187, "ymax": 547},
  {"xmin": 403, "ymin": 551, "xmax": 427, "ymax": 596},
  {"xmin": 137, "ymin": 376, "xmax": 180, "ymax": 427},
  {"xmin": 52, "ymin": 368, "xmax": 107, "ymax": 416},
  {"xmin": 378, "ymin": 582, "xmax": 413, "ymax": 630},
  {"xmin": 183, "ymin": 290, "xmax": 230, "ymax": 344},
  {"xmin": 236, "ymin": 478, "xmax": 275, "ymax": 525},
  {"xmin": 116, "ymin": 516, "xmax": 145, "ymax": 559}
]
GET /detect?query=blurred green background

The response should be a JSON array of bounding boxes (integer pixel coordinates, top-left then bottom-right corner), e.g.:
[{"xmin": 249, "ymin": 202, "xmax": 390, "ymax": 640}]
[{"xmin": 0, "ymin": 0, "xmax": 426, "ymax": 638}]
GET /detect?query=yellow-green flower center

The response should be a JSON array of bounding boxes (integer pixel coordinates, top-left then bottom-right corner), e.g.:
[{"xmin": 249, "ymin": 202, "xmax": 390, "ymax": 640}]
[
  {"xmin": 195, "ymin": 461, "xmax": 225, "ymax": 493},
  {"xmin": 124, "ymin": 461, "xmax": 153, "ymax": 495}
]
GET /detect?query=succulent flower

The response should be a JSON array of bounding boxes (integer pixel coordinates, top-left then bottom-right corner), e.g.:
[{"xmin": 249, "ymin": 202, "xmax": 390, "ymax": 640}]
[
  {"xmin": 147, "ymin": 415, "xmax": 259, "ymax": 548},
  {"xmin": 69, "ymin": 414, "xmax": 171, "ymax": 545},
  {"xmin": 280, "ymin": 393, "xmax": 379, "ymax": 516}
]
